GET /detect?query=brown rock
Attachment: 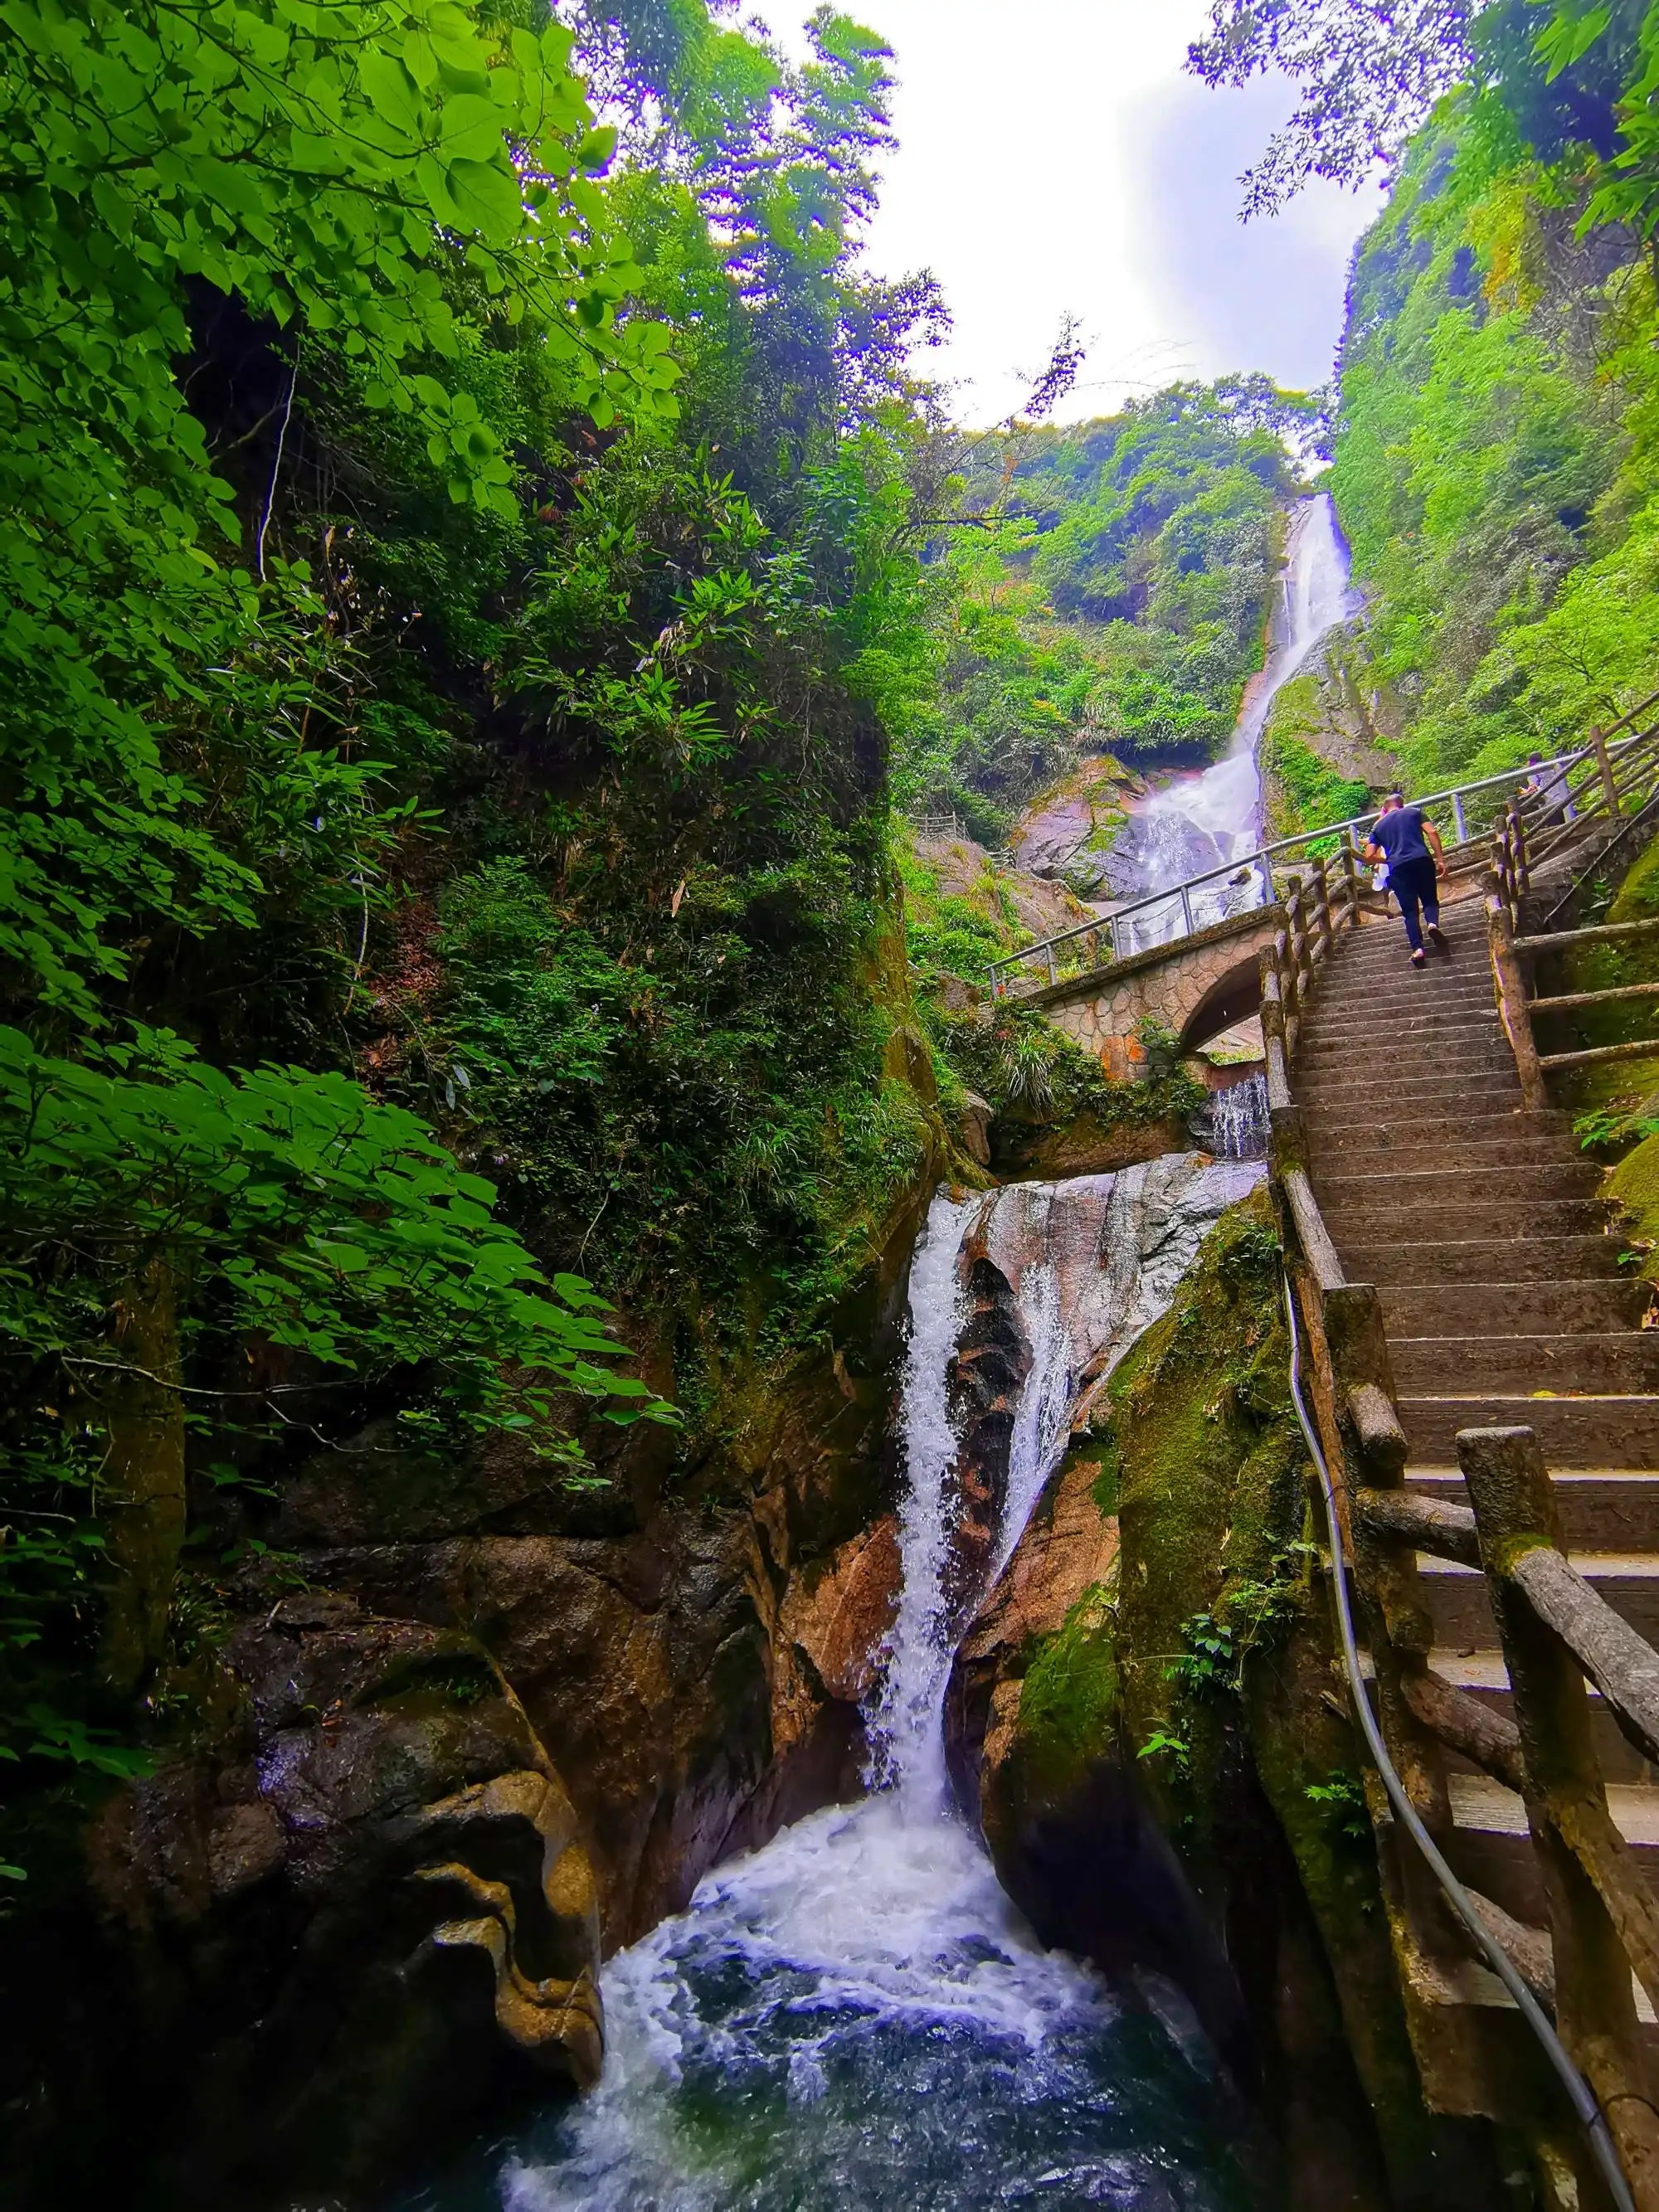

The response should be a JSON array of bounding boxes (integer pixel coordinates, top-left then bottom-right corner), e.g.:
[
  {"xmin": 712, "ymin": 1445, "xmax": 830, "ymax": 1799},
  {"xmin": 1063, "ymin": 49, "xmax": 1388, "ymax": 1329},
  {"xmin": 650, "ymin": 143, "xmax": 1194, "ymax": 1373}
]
[
  {"xmin": 945, "ymin": 1451, "xmax": 1119, "ymax": 1828},
  {"xmin": 956, "ymin": 1090, "xmax": 993, "ymax": 1167},
  {"xmin": 81, "ymin": 1597, "xmax": 603, "ymax": 2209},
  {"xmin": 780, "ymin": 1515, "xmax": 900, "ymax": 1703},
  {"xmin": 958, "ymin": 1453, "xmax": 1120, "ymax": 1670}
]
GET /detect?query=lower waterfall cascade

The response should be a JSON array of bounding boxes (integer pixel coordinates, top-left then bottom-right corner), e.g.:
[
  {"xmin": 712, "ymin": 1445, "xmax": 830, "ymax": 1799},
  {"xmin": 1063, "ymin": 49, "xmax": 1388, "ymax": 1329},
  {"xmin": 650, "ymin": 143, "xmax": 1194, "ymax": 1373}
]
[{"xmin": 397, "ymin": 1158, "xmax": 1263, "ymax": 2212}]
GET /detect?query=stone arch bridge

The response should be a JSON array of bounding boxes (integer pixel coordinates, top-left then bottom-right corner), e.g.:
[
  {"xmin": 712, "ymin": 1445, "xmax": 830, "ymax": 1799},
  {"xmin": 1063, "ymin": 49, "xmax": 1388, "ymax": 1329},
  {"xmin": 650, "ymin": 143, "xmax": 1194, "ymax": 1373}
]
[{"xmin": 1014, "ymin": 904, "xmax": 1284, "ymax": 1080}]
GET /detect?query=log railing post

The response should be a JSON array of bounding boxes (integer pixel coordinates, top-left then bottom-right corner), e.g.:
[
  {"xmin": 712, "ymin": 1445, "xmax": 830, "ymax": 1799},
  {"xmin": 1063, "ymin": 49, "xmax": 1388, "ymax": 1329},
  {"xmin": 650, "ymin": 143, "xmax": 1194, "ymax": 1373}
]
[
  {"xmin": 1277, "ymin": 925, "xmax": 1299, "ymax": 1044},
  {"xmin": 1340, "ymin": 828, "xmax": 1360, "ymax": 925},
  {"xmin": 1593, "ymin": 725, "xmax": 1623, "ymax": 819},
  {"xmin": 1459, "ymin": 1427, "xmax": 1659, "ymax": 2208},
  {"xmin": 1259, "ymin": 947, "xmax": 1292, "ymax": 1108},
  {"xmin": 1515, "ymin": 805, "xmax": 1533, "ymax": 898},
  {"xmin": 1311, "ymin": 857, "xmax": 1333, "ymax": 961},
  {"xmin": 1487, "ymin": 889, "xmax": 1548, "ymax": 1111},
  {"xmin": 1286, "ymin": 876, "xmax": 1307, "ymax": 992}
]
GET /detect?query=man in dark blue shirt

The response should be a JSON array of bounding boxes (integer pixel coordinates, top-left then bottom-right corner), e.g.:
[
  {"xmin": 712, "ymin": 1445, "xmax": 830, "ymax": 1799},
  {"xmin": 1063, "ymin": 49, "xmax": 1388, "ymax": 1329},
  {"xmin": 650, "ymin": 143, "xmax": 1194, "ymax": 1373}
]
[{"xmin": 1364, "ymin": 790, "xmax": 1448, "ymax": 968}]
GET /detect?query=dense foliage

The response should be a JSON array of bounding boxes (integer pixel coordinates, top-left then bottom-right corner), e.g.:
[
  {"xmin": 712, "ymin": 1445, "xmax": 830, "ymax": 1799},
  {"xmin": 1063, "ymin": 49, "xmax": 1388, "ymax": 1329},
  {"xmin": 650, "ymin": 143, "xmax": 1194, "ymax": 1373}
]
[
  {"xmin": 893, "ymin": 377, "xmax": 1316, "ymax": 837},
  {"xmin": 0, "ymin": 0, "xmax": 959, "ymax": 1854}
]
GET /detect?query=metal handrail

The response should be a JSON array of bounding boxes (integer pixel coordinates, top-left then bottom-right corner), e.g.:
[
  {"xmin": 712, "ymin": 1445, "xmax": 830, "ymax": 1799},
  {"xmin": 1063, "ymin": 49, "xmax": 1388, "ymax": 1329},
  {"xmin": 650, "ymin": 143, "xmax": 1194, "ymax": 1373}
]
[{"xmin": 988, "ymin": 732, "xmax": 1652, "ymax": 999}]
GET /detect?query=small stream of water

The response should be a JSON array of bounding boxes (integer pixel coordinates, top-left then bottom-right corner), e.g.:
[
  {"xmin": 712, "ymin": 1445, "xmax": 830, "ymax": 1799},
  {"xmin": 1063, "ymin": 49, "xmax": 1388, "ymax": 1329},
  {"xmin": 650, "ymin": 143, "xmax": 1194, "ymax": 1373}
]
[{"xmin": 399, "ymin": 1183, "xmax": 1259, "ymax": 2212}]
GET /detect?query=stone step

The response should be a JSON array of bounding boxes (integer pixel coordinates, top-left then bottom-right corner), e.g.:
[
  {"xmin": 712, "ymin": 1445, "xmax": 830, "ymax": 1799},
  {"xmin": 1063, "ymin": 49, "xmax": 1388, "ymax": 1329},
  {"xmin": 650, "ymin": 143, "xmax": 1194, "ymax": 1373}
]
[
  {"xmin": 1303, "ymin": 1110, "xmax": 1569, "ymax": 1152},
  {"xmin": 1316, "ymin": 980, "xmax": 1487, "ymax": 1014},
  {"xmin": 1318, "ymin": 963, "xmax": 1482, "ymax": 994},
  {"xmin": 1317, "ymin": 1160, "xmax": 1602, "ymax": 1210},
  {"xmin": 1309, "ymin": 990, "xmax": 1513, "ymax": 1022},
  {"xmin": 1447, "ymin": 1773, "xmax": 1659, "ymax": 1926},
  {"xmin": 1426, "ymin": 1650, "xmax": 1659, "ymax": 1786},
  {"xmin": 1410, "ymin": 1469, "xmax": 1659, "ymax": 1551},
  {"xmin": 1297, "ymin": 1070, "xmax": 1523, "ymax": 1111},
  {"xmin": 1296, "ymin": 1036, "xmax": 1508, "ymax": 1072},
  {"xmin": 1390, "ymin": 1330, "xmax": 1659, "ymax": 1396},
  {"xmin": 1344, "ymin": 1236, "xmax": 1624, "ymax": 1286},
  {"xmin": 1422, "ymin": 1551, "xmax": 1659, "ymax": 1646},
  {"xmin": 1298, "ymin": 1015, "xmax": 1503, "ymax": 1051},
  {"xmin": 1380, "ymin": 1279, "xmax": 1649, "ymax": 1338},
  {"xmin": 1326, "ymin": 1134, "xmax": 1584, "ymax": 1178},
  {"xmin": 1399, "ymin": 1393, "xmax": 1659, "ymax": 1466},
  {"xmin": 1322, "ymin": 1197, "xmax": 1609, "ymax": 1247},
  {"xmin": 1296, "ymin": 1025, "xmax": 1511, "ymax": 1059}
]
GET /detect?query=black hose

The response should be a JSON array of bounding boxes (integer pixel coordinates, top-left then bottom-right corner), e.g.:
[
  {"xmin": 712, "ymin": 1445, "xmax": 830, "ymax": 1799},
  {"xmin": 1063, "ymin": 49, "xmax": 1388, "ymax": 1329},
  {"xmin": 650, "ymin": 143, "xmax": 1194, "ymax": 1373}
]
[{"xmin": 1282, "ymin": 1273, "xmax": 1635, "ymax": 2212}]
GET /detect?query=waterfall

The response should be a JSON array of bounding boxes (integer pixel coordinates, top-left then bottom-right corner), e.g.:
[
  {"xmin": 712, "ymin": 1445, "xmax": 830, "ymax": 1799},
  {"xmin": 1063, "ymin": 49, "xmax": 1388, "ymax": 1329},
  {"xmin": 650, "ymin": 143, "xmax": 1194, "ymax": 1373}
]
[
  {"xmin": 864, "ymin": 1190, "xmax": 977, "ymax": 1806},
  {"xmin": 1207, "ymin": 1075, "xmax": 1270, "ymax": 1163},
  {"xmin": 1116, "ymin": 492, "xmax": 1357, "ymax": 949},
  {"xmin": 418, "ymin": 1159, "xmax": 1262, "ymax": 2212},
  {"xmin": 865, "ymin": 1158, "xmax": 1263, "ymax": 1810}
]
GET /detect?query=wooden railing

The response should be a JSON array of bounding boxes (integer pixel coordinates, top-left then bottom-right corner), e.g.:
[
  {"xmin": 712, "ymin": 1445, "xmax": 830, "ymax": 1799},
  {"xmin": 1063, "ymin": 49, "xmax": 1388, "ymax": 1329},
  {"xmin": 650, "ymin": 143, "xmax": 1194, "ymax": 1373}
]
[
  {"xmin": 1263, "ymin": 851, "xmax": 1659, "ymax": 2204},
  {"xmin": 1491, "ymin": 712, "xmax": 1659, "ymax": 1082}
]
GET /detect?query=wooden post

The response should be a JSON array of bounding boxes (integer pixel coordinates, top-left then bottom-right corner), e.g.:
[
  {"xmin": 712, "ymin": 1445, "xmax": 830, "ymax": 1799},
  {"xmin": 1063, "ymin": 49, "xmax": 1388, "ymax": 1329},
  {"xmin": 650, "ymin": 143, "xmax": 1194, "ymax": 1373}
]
[
  {"xmin": 1286, "ymin": 877, "xmax": 1307, "ymax": 993},
  {"xmin": 1258, "ymin": 947, "xmax": 1292, "ymax": 1108},
  {"xmin": 1515, "ymin": 805, "xmax": 1533, "ymax": 898},
  {"xmin": 1340, "ymin": 828, "xmax": 1360, "ymax": 926},
  {"xmin": 1458, "ymin": 1427, "xmax": 1659, "ymax": 2210},
  {"xmin": 1488, "ymin": 890, "xmax": 1548, "ymax": 1111},
  {"xmin": 1311, "ymin": 857, "xmax": 1333, "ymax": 961},
  {"xmin": 1593, "ymin": 725, "xmax": 1623, "ymax": 819},
  {"xmin": 1276, "ymin": 925, "xmax": 1299, "ymax": 1041}
]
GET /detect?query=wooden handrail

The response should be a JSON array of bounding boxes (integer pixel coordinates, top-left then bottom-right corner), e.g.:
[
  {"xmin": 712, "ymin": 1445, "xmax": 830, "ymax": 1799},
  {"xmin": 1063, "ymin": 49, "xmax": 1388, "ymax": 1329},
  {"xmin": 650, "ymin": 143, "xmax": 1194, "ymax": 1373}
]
[
  {"xmin": 1457, "ymin": 1427, "xmax": 1659, "ymax": 2188},
  {"xmin": 1516, "ymin": 915, "xmax": 1659, "ymax": 955},
  {"xmin": 1354, "ymin": 1485, "xmax": 1479, "ymax": 1566}
]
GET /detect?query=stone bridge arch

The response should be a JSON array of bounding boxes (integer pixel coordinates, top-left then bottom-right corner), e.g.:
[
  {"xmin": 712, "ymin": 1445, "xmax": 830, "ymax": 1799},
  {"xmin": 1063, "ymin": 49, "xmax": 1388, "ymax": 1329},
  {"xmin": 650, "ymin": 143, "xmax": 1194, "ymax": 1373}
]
[{"xmin": 1019, "ymin": 905, "xmax": 1283, "ymax": 1081}]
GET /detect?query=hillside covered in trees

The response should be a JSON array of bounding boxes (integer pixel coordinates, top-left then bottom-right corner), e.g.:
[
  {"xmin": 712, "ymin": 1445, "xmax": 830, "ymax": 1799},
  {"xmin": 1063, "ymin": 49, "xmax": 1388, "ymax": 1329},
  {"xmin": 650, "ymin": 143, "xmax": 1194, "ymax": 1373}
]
[
  {"xmin": 1199, "ymin": 0, "xmax": 1659, "ymax": 795},
  {"xmin": 894, "ymin": 374, "xmax": 1319, "ymax": 840}
]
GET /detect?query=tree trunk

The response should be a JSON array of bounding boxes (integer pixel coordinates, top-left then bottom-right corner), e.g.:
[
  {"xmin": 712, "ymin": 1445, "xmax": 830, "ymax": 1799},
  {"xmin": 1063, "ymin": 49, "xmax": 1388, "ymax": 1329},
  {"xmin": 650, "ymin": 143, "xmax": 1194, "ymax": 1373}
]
[{"xmin": 101, "ymin": 1256, "xmax": 186, "ymax": 1696}]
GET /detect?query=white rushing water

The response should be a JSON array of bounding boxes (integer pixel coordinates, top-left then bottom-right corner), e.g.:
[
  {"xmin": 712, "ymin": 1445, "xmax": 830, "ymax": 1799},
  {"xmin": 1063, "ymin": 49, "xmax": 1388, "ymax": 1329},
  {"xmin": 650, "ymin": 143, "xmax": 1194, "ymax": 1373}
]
[
  {"xmin": 408, "ymin": 1167, "xmax": 1261, "ymax": 2212},
  {"xmin": 1206, "ymin": 1075, "xmax": 1271, "ymax": 1163},
  {"xmin": 864, "ymin": 1191, "xmax": 978, "ymax": 1806},
  {"xmin": 1117, "ymin": 493, "xmax": 1357, "ymax": 951}
]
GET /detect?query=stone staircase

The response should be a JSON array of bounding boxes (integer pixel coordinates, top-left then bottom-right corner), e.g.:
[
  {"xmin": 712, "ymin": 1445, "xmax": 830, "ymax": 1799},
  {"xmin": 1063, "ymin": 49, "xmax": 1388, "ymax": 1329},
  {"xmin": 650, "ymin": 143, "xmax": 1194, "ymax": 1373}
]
[{"xmin": 1296, "ymin": 905, "xmax": 1659, "ymax": 1948}]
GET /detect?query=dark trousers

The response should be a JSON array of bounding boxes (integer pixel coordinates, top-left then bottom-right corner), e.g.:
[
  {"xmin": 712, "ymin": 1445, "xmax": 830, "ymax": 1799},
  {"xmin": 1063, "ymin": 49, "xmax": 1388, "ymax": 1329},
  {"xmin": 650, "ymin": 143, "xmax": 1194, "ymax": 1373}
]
[{"xmin": 1390, "ymin": 855, "xmax": 1440, "ymax": 952}]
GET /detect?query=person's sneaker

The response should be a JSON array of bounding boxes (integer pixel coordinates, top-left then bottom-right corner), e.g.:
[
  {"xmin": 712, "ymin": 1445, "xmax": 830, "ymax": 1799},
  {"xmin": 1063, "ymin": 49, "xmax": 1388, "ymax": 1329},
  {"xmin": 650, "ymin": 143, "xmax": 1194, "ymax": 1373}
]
[
  {"xmin": 1410, "ymin": 948, "xmax": 1428, "ymax": 968},
  {"xmin": 1427, "ymin": 923, "xmax": 1450, "ymax": 954}
]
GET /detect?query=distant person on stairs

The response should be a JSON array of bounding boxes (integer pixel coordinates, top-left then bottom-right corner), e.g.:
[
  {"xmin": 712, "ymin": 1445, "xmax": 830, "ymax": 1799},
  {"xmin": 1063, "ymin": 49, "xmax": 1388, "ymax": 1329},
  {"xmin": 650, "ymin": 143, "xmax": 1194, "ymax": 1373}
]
[{"xmin": 1364, "ymin": 791, "xmax": 1448, "ymax": 969}]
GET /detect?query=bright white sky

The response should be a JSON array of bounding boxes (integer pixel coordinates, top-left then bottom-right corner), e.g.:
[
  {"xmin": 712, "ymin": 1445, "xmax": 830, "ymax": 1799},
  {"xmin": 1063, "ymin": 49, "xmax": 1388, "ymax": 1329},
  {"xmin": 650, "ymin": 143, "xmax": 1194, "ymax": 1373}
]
[{"xmin": 777, "ymin": 0, "xmax": 1388, "ymax": 425}]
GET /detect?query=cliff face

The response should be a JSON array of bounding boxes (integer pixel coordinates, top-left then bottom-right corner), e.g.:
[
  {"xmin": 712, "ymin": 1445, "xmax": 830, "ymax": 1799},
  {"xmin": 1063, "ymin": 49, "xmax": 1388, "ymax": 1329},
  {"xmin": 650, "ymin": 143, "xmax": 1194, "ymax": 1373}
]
[{"xmin": 944, "ymin": 1194, "xmax": 1485, "ymax": 2212}]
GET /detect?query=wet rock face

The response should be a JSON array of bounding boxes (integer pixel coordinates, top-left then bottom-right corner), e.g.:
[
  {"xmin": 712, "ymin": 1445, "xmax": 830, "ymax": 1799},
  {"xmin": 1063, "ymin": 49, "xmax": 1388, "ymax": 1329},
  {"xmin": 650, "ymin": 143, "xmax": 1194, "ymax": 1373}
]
[
  {"xmin": 80, "ymin": 1594, "xmax": 601, "ymax": 2208},
  {"xmin": 943, "ymin": 1451, "xmax": 1120, "ymax": 1828},
  {"xmin": 941, "ymin": 1255, "xmax": 1029, "ymax": 1634}
]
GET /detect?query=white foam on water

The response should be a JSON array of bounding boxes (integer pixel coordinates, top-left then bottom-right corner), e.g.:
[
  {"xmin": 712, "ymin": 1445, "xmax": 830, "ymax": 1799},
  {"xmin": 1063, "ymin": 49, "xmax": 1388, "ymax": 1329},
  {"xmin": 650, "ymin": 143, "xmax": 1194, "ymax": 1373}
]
[{"xmin": 497, "ymin": 1796, "xmax": 1134, "ymax": 2212}]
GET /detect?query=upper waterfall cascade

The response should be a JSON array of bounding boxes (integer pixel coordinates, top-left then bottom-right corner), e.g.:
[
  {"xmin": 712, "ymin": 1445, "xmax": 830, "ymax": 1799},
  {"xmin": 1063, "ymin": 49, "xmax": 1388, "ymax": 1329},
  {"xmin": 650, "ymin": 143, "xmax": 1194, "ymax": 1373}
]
[
  {"xmin": 415, "ymin": 1158, "xmax": 1261, "ymax": 2211},
  {"xmin": 1113, "ymin": 493, "xmax": 1358, "ymax": 949}
]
